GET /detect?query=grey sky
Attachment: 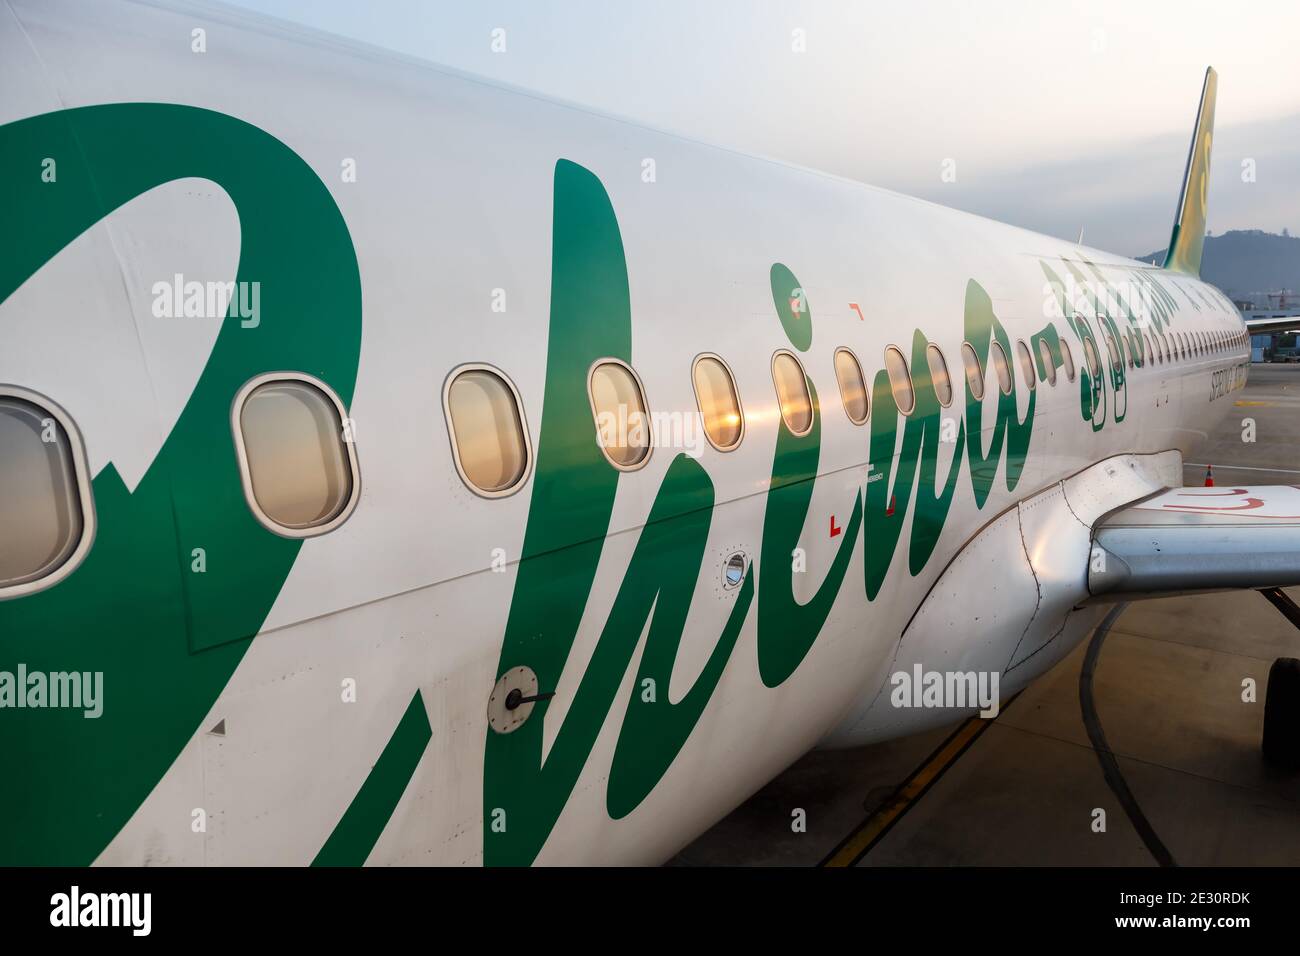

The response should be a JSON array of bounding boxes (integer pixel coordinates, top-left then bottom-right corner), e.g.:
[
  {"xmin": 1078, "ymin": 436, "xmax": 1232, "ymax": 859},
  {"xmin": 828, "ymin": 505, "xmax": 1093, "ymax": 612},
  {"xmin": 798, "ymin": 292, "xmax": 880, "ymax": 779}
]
[{"xmin": 226, "ymin": 0, "xmax": 1300, "ymax": 256}]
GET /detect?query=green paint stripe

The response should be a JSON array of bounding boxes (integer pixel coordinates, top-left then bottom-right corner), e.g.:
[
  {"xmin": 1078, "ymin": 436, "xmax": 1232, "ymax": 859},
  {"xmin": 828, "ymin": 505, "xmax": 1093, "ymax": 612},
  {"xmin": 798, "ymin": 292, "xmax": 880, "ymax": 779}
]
[{"xmin": 312, "ymin": 692, "xmax": 432, "ymax": 867}]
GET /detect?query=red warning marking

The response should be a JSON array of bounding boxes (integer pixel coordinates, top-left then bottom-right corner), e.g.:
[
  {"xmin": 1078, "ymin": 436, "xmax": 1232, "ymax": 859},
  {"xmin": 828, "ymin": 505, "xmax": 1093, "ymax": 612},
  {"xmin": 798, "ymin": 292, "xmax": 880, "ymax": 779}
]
[
  {"xmin": 849, "ymin": 302, "xmax": 865, "ymax": 321},
  {"xmin": 1173, "ymin": 486, "xmax": 1246, "ymax": 497},
  {"xmin": 1166, "ymin": 498, "xmax": 1265, "ymax": 512},
  {"xmin": 885, "ymin": 495, "xmax": 896, "ymax": 517},
  {"xmin": 830, "ymin": 515, "xmax": 841, "ymax": 537}
]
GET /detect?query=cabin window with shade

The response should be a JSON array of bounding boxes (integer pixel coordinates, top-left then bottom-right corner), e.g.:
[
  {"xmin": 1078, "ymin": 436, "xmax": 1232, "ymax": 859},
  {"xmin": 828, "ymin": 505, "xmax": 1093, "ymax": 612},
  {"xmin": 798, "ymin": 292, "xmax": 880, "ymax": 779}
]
[
  {"xmin": 234, "ymin": 374, "xmax": 361, "ymax": 534},
  {"xmin": 925, "ymin": 344, "xmax": 953, "ymax": 407},
  {"xmin": 832, "ymin": 348, "xmax": 869, "ymax": 425},
  {"xmin": 1104, "ymin": 334, "xmax": 1121, "ymax": 373},
  {"xmin": 960, "ymin": 342, "xmax": 984, "ymax": 400},
  {"xmin": 0, "ymin": 390, "xmax": 95, "ymax": 598},
  {"xmin": 989, "ymin": 341, "xmax": 1014, "ymax": 395},
  {"xmin": 1036, "ymin": 339, "xmax": 1056, "ymax": 385},
  {"xmin": 771, "ymin": 350, "xmax": 814, "ymax": 434},
  {"xmin": 442, "ymin": 365, "xmax": 531, "ymax": 498},
  {"xmin": 1083, "ymin": 337, "xmax": 1101, "ymax": 379},
  {"xmin": 1015, "ymin": 340, "xmax": 1036, "ymax": 390},
  {"xmin": 1060, "ymin": 339, "xmax": 1077, "ymax": 380},
  {"xmin": 692, "ymin": 354, "xmax": 745, "ymax": 451},
  {"xmin": 588, "ymin": 359, "xmax": 651, "ymax": 470},
  {"xmin": 883, "ymin": 346, "xmax": 916, "ymax": 415}
]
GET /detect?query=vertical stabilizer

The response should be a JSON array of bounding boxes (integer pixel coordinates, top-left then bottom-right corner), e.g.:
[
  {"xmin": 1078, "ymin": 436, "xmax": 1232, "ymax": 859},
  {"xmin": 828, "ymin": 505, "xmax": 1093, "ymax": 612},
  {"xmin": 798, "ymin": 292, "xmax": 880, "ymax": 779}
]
[{"xmin": 1163, "ymin": 67, "xmax": 1217, "ymax": 275}]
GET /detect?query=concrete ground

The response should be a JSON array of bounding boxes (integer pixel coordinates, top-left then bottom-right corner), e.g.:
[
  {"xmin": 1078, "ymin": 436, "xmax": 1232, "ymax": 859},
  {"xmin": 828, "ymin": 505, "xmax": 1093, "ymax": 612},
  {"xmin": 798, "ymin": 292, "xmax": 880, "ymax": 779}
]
[{"xmin": 672, "ymin": 364, "xmax": 1300, "ymax": 866}]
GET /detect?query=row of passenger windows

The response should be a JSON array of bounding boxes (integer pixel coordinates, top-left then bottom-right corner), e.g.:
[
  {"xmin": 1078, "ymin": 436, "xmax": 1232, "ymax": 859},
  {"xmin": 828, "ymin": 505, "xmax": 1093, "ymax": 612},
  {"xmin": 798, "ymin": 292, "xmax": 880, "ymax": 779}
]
[
  {"xmin": 444, "ymin": 323, "xmax": 1249, "ymax": 495},
  {"xmin": 0, "ymin": 321, "xmax": 1251, "ymax": 596}
]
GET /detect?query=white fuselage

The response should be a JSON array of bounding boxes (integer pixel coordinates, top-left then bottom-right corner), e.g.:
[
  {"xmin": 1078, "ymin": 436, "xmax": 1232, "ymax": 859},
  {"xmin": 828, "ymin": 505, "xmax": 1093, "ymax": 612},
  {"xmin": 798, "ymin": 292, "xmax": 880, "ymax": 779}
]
[{"xmin": 0, "ymin": 0, "xmax": 1247, "ymax": 865}]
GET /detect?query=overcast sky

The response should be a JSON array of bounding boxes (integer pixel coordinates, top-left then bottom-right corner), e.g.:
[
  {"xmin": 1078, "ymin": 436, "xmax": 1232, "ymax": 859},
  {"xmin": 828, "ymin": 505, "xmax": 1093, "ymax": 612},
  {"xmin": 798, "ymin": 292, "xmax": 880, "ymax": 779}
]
[{"xmin": 227, "ymin": 0, "xmax": 1300, "ymax": 256}]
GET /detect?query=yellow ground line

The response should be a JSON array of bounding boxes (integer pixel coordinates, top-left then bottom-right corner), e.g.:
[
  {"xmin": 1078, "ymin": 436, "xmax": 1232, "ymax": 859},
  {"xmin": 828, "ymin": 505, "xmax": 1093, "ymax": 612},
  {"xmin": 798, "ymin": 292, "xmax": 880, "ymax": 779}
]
[
  {"xmin": 1234, "ymin": 400, "xmax": 1276, "ymax": 406},
  {"xmin": 820, "ymin": 709, "xmax": 1004, "ymax": 868}
]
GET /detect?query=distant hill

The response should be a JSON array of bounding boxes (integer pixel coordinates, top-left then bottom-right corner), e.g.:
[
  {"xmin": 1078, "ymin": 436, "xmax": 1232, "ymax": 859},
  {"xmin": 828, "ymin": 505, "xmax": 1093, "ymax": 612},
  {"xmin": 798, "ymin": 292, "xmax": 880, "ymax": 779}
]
[{"xmin": 1133, "ymin": 230, "xmax": 1300, "ymax": 300}]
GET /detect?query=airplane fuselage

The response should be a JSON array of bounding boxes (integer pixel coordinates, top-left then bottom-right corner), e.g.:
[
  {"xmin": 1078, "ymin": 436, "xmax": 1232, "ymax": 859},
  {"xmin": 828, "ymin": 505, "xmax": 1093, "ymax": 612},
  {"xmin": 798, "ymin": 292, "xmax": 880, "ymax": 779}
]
[{"xmin": 0, "ymin": 0, "xmax": 1249, "ymax": 865}]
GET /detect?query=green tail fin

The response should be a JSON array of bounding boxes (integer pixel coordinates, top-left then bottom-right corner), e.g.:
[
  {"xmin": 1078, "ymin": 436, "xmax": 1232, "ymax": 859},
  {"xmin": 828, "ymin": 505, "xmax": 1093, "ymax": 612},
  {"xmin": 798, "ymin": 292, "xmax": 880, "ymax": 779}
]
[{"xmin": 1163, "ymin": 67, "xmax": 1217, "ymax": 276}]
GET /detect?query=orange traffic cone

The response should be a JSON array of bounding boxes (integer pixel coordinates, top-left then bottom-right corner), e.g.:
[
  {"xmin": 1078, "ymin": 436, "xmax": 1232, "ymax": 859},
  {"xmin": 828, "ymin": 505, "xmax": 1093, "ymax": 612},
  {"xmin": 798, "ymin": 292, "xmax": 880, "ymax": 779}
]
[{"xmin": 1204, "ymin": 465, "xmax": 1214, "ymax": 487}]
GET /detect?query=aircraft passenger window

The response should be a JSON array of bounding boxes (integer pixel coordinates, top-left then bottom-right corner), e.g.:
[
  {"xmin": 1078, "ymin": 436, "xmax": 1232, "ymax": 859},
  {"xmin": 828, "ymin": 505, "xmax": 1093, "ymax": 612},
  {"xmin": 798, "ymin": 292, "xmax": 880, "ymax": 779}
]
[
  {"xmin": 693, "ymin": 354, "xmax": 745, "ymax": 449},
  {"xmin": 1083, "ymin": 337, "xmax": 1101, "ymax": 379},
  {"xmin": 235, "ymin": 375, "xmax": 360, "ymax": 533},
  {"xmin": 832, "ymin": 348, "xmax": 870, "ymax": 425},
  {"xmin": 926, "ymin": 344, "xmax": 953, "ymax": 407},
  {"xmin": 960, "ymin": 342, "xmax": 985, "ymax": 400},
  {"xmin": 443, "ymin": 366, "xmax": 530, "ymax": 497},
  {"xmin": 0, "ymin": 392, "xmax": 93, "ymax": 597},
  {"xmin": 990, "ymin": 341, "xmax": 1014, "ymax": 395},
  {"xmin": 772, "ymin": 350, "xmax": 814, "ymax": 433},
  {"xmin": 1060, "ymin": 339, "xmax": 1076, "ymax": 381},
  {"xmin": 1015, "ymin": 341, "xmax": 1036, "ymax": 391},
  {"xmin": 1104, "ymin": 334, "xmax": 1121, "ymax": 373},
  {"xmin": 588, "ymin": 360, "xmax": 651, "ymax": 470},
  {"xmin": 884, "ymin": 345, "xmax": 917, "ymax": 414},
  {"xmin": 1036, "ymin": 339, "xmax": 1056, "ymax": 386}
]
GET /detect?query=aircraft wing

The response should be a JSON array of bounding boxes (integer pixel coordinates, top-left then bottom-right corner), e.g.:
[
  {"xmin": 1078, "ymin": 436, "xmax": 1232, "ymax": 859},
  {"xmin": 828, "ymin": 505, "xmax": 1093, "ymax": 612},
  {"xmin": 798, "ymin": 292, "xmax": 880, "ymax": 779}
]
[
  {"xmin": 1245, "ymin": 315, "xmax": 1300, "ymax": 336},
  {"xmin": 1088, "ymin": 486, "xmax": 1300, "ymax": 600}
]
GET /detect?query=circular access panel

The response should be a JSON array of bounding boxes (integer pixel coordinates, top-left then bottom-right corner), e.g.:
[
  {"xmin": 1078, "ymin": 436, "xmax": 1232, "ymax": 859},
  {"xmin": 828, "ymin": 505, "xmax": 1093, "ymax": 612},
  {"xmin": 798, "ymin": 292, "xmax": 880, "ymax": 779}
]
[{"xmin": 488, "ymin": 665, "xmax": 540, "ymax": 735}]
